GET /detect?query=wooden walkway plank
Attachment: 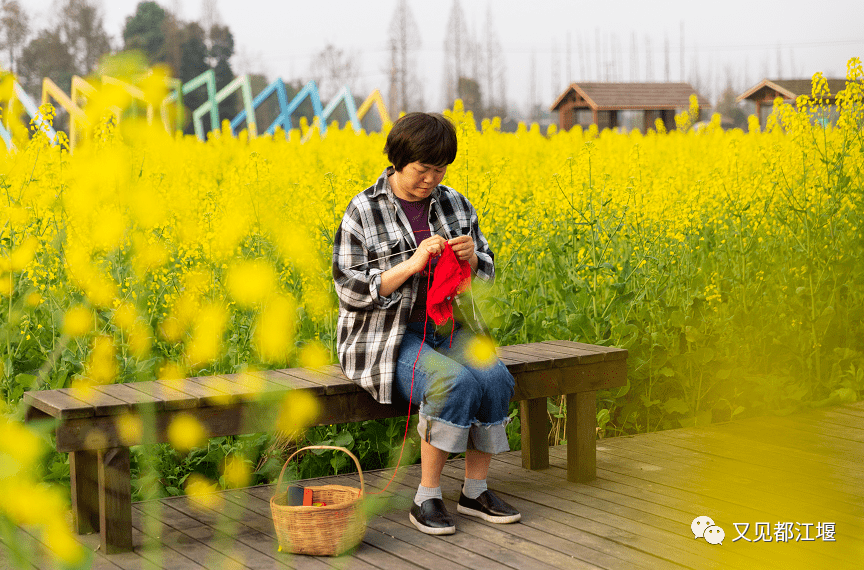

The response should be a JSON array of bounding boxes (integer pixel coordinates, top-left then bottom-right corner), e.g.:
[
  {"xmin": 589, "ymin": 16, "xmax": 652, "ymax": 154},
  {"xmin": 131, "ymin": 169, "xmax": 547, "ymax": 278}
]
[
  {"xmin": 599, "ymin": 433, "xmax": 864, "ymax": 511},
  {"xmin": 245, "ymin": 477, "xmax": 554, "ymax": 570},
  {"xmin": 327, "ymin": 467, "xmax": 628, "ymax": 570},
  {"xmin": 477, "ymin": 454, "xmax": 764, "ymax": 570},
  {"xmin": 643, "ymin": 426, "xmax": 864, "ymax": 511},
  {"xmin": 645, "ymin": 424, "xmax": 864, "ymax": 480},
  {"xmin": 402, "ymin": 468, "xmax": 642, "ymax": 570},
  {"xmin": 161, "ymin": 495, "xmax": 342, "ymax": 570},
  {"xmin": 158, "ymin": 499, "xmax": 325, "ymax": 570}
]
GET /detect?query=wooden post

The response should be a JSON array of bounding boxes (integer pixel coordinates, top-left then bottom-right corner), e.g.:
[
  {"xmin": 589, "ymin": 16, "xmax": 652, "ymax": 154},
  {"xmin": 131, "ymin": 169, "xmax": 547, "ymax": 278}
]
[
  {"xmin": 566, "ymin": 391, "xmax": 597, "ymax": 482},
  {"xmin": 69, "ymin": 450, "xmax": 99, "ymax": 534},
  {"xmin": 97, "ymin": 447, "xmax": 133, "ymax": 553},
  {"xmin": 520, "ymin": 397, "xmax": 549, "ymax": 470}
]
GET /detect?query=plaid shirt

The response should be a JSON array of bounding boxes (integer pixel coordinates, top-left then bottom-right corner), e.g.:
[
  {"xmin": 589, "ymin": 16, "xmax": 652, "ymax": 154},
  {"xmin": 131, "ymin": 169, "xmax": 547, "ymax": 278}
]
[{"xmin": 333, "ymin": 168, "xmax": 495, "ymax": 403}]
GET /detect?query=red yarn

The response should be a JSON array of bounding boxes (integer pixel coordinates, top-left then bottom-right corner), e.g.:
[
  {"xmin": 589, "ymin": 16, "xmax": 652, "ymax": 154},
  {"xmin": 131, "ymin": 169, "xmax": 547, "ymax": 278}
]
[{"xmin": 426, "ymin": 243, "xmax": 471, "ymax": 326}]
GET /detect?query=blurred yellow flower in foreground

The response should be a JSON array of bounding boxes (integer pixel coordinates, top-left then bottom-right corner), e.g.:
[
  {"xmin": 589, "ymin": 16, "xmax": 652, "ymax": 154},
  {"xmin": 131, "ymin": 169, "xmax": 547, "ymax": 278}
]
[
  {"xmin": 167, "ymin": 413, "xmax": 208, "ymax": 453},
  {"xmin": 299, "ymin": 341, "xmax": 330, "ymax": 371},
  {"xmin": 62, "ymin": 305, "xmax": 93, "ymax": 337},
  {"xmin": 0, "ymin": 419, "xmax": 45, "ymax": 473},
  {"xmin": 116, "ymin": 413, "xmax": 143, "ymax": 446},
  {"xmin": 227, "ymin": 260, "xmax": 276, "ymax": 307},
  {"xmin": 276, "ymin": 390, "xmax": 320, "ymax": 440},
  {"xmin": 222, "ymin": 456, "xmax": 252, "ymax": 489},
  {"xmin": 186, "ymin": 473, "xmax": 222, "ymax": 510},
  {"xmin": 465, "ymin": 335, "xmax": 499, "ymax": 369},
  {"xmin": 254, "ymin": 294, "xmax": 296, "ymax": 364}
]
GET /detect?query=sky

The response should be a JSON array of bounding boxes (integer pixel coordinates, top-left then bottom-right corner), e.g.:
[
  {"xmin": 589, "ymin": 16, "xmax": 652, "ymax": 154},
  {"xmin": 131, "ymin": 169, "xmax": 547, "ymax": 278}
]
[{"xmin": 24, "ymin": 0, "xmax": 864, "ymax": 116}]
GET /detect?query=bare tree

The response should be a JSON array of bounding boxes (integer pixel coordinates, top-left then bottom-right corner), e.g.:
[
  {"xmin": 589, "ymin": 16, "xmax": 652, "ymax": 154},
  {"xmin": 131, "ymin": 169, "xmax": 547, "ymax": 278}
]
[
  {"xmin": 387, "ymin": 0, "xmax": 423, "ymax": 115},
  {"xmin": 310, "ymin": 44, "xmax": 359, "ymax": 102},
  {"xmin": 483, "ymin": 5, "xmax": 507, "ymax": 117},
  {"xmin": 57, "ymin": 0, "xmax": 112, "ymax": 75},
  {"xmin": 1, "ymin": 0, "xmax": 29, "ymax": 74},
  {"xmin": 442, "ymin": 0, "xmax": 469, "ymax": 107}
]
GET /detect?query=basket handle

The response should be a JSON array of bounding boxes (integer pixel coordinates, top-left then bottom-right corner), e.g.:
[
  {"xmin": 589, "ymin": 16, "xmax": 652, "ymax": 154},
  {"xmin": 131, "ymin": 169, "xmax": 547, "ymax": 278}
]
[{"xmin": 276, "ymin": 445, "xmax": 365, "ymax": 497}]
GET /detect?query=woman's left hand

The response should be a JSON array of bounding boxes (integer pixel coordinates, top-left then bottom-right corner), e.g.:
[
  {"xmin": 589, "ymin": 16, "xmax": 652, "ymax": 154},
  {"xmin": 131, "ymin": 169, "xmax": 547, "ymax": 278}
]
[{"xmin": 448, "ymin": 235, "xmax": 476, "ymax": 264}]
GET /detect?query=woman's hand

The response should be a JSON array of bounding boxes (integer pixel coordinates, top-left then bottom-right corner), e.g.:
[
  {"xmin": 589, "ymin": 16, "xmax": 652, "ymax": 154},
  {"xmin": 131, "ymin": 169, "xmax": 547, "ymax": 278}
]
[
  {"xmin": 449, "ymin": 235, "xmax": 478, "ymax": 270},
  {"xmin": 409, "ymin": 235, "xmax": 447, "ymax": 273}
]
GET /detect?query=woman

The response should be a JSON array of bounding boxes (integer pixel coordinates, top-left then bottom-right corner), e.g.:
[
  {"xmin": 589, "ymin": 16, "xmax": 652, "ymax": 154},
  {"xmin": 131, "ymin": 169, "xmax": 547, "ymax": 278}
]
[{"xmin": 333, "ymin": 112, "xmax": 519, "ymax": 535}]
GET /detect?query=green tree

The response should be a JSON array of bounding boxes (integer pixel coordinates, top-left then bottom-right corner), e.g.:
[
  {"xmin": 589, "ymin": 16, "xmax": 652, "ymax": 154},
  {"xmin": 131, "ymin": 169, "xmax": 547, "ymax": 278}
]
[
  {"xmin": 122, "ymin": 1, "xmax": 167, "ymax": 63},
  {"xmin": 178, "ymin": 21, "xmax": 208, "ymax": 134},
  {"xmin": 209, "ymin": 23, "xmax": 236, "ymax": 121},
  {"xmin": 18, "ymin": 29, "xmax": 74, "ymax": 94}
]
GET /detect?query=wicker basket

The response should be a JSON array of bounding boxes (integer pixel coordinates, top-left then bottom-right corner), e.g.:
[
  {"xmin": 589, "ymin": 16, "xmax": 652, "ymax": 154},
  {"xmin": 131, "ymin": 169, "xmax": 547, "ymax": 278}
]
[{"xmin": 270, "ymin": 445, "xmax": 367, "ymax": 556}]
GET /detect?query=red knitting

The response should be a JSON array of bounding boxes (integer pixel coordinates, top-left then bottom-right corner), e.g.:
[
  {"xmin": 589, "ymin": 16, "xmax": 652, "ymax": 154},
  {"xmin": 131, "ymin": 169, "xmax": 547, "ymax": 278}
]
[{"xmin": 426, "ymin": 242, "xmax": 472, "ymax": 326}]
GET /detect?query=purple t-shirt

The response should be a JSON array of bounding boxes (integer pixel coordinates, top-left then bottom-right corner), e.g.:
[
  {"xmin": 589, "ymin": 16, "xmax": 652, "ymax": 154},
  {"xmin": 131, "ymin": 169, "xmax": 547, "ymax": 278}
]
[{"xmin": 396, "ymin": 196, "xmax": 434, "ymax": 323}]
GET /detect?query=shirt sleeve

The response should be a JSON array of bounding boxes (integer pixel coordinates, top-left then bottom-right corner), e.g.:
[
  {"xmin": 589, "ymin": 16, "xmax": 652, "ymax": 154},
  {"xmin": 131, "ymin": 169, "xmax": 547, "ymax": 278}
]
[{"xmin": 332, "ymin": 202, "xmax": 402, "ymax": 311}]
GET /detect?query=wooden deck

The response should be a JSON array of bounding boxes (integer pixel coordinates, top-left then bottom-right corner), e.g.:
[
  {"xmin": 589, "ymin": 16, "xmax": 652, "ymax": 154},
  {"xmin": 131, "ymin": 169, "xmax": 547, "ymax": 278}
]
[{"xmin": 7, "ymin": 402, "xmax": 863, "ymax": 569}]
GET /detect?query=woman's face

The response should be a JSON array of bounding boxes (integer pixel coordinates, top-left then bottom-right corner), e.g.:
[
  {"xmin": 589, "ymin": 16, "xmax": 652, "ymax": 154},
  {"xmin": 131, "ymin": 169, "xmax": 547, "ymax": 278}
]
[{"xmin": 391, "ymin": 162, "xmax": 447, "ymax": 202}]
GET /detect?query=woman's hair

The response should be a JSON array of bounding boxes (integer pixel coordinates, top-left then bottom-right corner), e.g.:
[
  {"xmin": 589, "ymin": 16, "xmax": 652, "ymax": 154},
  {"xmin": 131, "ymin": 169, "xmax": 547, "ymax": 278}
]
[{"xmin": 384, "ymin": 112, "xmax": 457, "ymax": 171}]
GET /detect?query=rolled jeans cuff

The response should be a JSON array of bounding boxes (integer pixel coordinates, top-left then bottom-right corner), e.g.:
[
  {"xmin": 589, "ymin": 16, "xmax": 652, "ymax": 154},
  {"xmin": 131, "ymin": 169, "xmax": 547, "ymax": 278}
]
[{"xmin": 417, "ymin": 414, "xmax": 510, "ymax": 455}]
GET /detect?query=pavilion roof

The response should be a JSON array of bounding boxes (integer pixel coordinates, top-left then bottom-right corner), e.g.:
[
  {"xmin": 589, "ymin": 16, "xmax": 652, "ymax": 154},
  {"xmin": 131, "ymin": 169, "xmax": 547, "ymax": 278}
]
[{"xmin": 551, "ymin": 82, "xmax": 710, "ymax": 112}]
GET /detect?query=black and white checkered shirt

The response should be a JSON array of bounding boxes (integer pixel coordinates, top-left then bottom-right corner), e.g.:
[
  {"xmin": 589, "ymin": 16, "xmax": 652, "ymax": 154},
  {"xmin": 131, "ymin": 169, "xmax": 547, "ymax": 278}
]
[{"xmin": 332, "ymin": 167, "xmax": 495, "ymax": 403}]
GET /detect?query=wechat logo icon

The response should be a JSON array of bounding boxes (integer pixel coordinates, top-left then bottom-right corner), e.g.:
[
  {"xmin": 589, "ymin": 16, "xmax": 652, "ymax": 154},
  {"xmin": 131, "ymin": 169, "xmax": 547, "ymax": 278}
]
[{"xmin": 692, "ymin": 516, "xmax": 724, "ymax": 545}]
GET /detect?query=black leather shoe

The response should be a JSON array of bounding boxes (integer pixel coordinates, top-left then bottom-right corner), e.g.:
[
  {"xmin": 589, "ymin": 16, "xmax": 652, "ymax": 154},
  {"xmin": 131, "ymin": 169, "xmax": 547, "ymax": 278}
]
[
  {"xmin": 409, "ymin": 498, "xmax": 456, "ymax": 535},
  {"xmin": 457, "ymin": 490, "xmax": 521, "ymax": 523}
]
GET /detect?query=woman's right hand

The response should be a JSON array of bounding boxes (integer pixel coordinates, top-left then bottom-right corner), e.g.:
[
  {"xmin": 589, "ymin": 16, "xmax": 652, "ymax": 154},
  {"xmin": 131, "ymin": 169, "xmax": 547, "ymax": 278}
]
[{"xmin": 409, "ymin": 235, "xmax": 447, "ymax": 273}]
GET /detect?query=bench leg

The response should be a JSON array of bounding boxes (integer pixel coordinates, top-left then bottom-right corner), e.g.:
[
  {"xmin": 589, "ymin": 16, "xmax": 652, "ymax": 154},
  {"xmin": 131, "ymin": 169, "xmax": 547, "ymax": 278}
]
[
  {"xmin": 520, "ymin": 397, "xmax": 549, "ymax": 470},
  {"xmin": 70, "ymin": 450, "xmax": 100, "ymax": 534},
  {"xmin": 566, "ymin": 391, "xmax": 597, "ymax": 483},
  {"xmin": 97, "ymin": 447, "xmax": 133, "ymax": 553}
]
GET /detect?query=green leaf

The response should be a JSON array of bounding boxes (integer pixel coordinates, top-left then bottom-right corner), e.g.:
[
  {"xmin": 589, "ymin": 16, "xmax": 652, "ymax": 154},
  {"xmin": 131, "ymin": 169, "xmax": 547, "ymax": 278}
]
[
  {"xmin": 332, "ymin": 430, "xmax": 354, "ymax": 449},
  {"xmin": 614, "ymin": 381, "xmax": 630, "ymax": 398},
  {"xmin": 596, "ymin": 408, "xmax": 610, "ymax": 429},
  {"xmin": 715, "ymin": 369, "xmax": 731, "ymax": 380},
  {"xmin": 658, "ymin": 367, "xmax": 675, "ymax": 378},
  {"xmin": 669, "ymin": 310, "xmax": 686, "ymax": 328},
  {"xmin": 663, "ymin": 398, "xmax": 690, "ymax": 415}
]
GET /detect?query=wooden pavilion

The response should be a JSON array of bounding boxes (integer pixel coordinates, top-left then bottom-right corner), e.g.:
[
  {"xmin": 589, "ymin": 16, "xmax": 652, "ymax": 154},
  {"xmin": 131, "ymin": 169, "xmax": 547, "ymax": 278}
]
[
  {"xmin": 550, "ymin": 82, "xmax": 710, "ymax": 133},
  {"xmin": 736, "ymin": 78, "xmax": 849, "ymax": 128}
]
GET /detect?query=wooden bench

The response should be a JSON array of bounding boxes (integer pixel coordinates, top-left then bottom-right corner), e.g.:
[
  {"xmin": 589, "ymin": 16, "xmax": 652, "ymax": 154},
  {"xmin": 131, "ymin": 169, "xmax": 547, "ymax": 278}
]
[{"xmin": 23, "ymin": 340, "xmax": 627, "ymax": 553}]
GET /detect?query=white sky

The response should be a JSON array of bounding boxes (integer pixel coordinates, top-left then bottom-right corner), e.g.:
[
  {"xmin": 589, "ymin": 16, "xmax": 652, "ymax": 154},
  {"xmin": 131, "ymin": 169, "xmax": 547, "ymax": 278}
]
[{"xmin": 24, "ymin": 0, "xmax": 864, "ymax": 115}]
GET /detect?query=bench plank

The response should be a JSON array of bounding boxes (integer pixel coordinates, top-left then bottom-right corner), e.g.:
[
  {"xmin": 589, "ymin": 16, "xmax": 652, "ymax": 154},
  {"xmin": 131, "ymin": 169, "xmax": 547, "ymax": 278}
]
[
  {"xmin": 23, "ymin": 389, "xmax": 95, "ymax": 419},
  {"xmin": 275, "ymin": 366, "xmax": 358, "ymax": 395},
  {"xmin": 256, "ymin": 368, "xmax": 333, "ymax": 395},
  {"xmin": 501, "ymin": 343, "xmax": 585, "ymax": 369},
  {"xmin": 543, "ymin": 339, "xmax": 627, "ymax": 360},
  {"xmin": 94, "ymin": 384, "xmax": 163, "ymax": 408},
  {"xmin": 123, "ymin": 381, "xmax": 198, "ymax": 410}
]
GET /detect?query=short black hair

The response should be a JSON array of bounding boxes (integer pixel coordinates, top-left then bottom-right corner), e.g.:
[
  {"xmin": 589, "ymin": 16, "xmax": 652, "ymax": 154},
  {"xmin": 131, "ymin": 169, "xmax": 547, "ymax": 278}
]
[{"xmin": 384, "ymin": 112, "xmax": 457, "ymax": 171}]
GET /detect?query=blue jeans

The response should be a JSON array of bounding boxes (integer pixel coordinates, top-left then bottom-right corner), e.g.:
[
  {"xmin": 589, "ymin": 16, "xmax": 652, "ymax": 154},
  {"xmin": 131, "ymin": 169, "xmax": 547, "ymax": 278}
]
[{"xmin": 394, "ymin": 321, "xmax": 515, "ymax": 454}]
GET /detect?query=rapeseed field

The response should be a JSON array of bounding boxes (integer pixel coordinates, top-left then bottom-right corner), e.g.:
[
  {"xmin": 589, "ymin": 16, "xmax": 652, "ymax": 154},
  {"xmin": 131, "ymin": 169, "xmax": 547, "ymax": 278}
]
[{"xmin": 0, "ymin": 58, "xmax": 861, "ymax": 566}]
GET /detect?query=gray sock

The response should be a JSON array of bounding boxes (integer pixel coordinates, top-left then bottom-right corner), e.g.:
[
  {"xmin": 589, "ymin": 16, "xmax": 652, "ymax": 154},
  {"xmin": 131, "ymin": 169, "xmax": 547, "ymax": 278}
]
[
  {"xmin": 462, "ymin": 477, "xmax": 487, "ymax": 500},
  {"xmin": 414, "ymin": 484, "xmax": 442, "ymax": 506}
]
